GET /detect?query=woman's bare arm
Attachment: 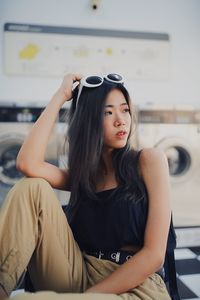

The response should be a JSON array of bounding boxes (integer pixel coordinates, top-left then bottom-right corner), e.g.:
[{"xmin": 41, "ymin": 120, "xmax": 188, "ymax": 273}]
[
  {"xmin": 85, "ymin": 148, "xmax": 171, "ymax": 294},
  {"xmin": 16, "ymin": 74, "xmax": 82, "ymax": 190}
]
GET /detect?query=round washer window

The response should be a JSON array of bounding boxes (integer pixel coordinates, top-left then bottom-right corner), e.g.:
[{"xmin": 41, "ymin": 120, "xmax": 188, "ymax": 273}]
[
  {"xmin": 0, "ymin": 139, "xmax": 24, "ymax": 186},
  {"xmin": 165, "ymin": 146, "xmax": 191, "ymax": 176},
  {"xmin": 0, "ymin": 144, "xmax": 22, "ymax": 179}
]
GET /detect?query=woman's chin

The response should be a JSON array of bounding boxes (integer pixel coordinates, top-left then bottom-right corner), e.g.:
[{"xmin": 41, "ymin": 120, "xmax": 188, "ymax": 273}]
[{"xmin": 113, "ymin": 141, "xmax": 128, "ymax": 149}]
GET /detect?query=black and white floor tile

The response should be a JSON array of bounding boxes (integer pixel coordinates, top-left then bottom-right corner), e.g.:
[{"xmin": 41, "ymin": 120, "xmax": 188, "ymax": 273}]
[
  {"xmin": 175, "ymin": 247, "xmax": 200, "ymax": 299},
  {"xmin": 10, "ymin": 247, "xmax": 200, "ymax": 299}
]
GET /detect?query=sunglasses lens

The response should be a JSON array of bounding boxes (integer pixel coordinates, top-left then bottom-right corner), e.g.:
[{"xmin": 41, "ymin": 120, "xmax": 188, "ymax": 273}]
[
  {"xmin": 85, "ymin": 76, "xmax": 103, "ymax": 85},
  {"xmin": 107, "ymin": 73, "xmax": 123, "ymax": 82}
]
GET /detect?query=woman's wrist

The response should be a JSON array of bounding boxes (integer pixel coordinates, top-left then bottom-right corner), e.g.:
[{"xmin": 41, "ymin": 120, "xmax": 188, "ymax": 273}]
[
  {"xmin": 55, "ymin": 87, "xmax": 72, "ymax": 103},
  {"xmin": 53, "ymin": 88, "xmax": 71, "ymax": 106}
]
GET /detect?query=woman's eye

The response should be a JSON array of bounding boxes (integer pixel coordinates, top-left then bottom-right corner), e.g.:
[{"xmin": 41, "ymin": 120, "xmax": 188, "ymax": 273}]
[
  {"xmin": 104, "ymin": 111, "xmax": 112, "ymax": 116},
  {"xmin": 123, "ymin": 108, "xmax": 130, "ymax": 113}
]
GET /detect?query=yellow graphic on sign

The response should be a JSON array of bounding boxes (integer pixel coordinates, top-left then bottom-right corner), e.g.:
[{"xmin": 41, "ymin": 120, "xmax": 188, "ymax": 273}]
[
  {"xmin": 105, "ymin": 48, "xmax": 113, "ymax": 55},
  {"xmin": 19, "ymin": 43, "xmax": 40, "ymax": 59},
  {"xmin": 73, "ymin": 46, "xmax": 89, "ymax": 57}
]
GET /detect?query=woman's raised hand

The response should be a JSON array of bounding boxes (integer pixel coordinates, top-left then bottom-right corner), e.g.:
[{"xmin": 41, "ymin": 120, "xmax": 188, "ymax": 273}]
[{"xmin": 57, "ymin": 73, "xmax": 83, "ymax": 104}]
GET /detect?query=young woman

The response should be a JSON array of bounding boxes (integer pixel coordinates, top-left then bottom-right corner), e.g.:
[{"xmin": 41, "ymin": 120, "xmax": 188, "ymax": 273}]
[{"xmin": 0, "ymin": 73, "xmax": 173, "ymax": 300}]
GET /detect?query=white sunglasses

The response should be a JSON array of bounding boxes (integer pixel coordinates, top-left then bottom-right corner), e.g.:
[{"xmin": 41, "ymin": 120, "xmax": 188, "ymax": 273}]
[{"xmin": 75, "ymin": 73, "xmax": 124, "ymax": 107}]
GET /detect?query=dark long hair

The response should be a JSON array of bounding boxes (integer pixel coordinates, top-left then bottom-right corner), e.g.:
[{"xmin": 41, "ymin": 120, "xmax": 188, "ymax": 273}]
[{"xmin": 65, "ymin": 80, "xmax": 143, "ymax": 222}]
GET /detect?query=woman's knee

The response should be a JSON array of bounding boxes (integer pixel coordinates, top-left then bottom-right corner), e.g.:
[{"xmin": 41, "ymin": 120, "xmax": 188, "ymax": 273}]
[
  {"xmin": 18, "ymin": 177, "xmax": 50, "ymax": 187},
  {"xmin": 6, "ymin": 177, "xmax": 54, "ymax": 206},
  {"xmin": 2, "ymin": 178, "xmax": 61, "ymax": 219},
  {"xmin": 12, "ymin": 177, "xmax": 52, "ymax": 193}
]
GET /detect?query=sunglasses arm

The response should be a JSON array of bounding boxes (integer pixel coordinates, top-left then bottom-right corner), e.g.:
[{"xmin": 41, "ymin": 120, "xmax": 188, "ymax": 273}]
[{"xmin": 75, "ymin": 84, "xmax": 83, "ymax": 107}]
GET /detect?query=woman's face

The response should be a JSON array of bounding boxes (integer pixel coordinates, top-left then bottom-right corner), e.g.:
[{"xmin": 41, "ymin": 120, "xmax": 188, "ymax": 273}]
[{"xmin": 103, "ymin": 89, "xmax": 131, "ymax": 150}]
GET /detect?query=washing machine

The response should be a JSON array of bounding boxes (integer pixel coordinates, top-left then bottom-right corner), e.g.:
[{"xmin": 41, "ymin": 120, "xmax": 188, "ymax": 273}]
[
  {"xmin": 0, "ymin": 103, "xmax": 59, "ymax": 207},
  {"xmin": 137, "ymin": 104, "xmax": 200, "ymax": 246}
]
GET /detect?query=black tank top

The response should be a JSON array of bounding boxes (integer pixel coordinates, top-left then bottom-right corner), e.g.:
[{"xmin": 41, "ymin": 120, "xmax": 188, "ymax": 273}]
[
  {"xmin": 64, "ymin": 149, "xmax": 179, "ymax": 299},
  {"xmin": 67, "ymin": 150, "xmax": 149, "ymax": 251}
]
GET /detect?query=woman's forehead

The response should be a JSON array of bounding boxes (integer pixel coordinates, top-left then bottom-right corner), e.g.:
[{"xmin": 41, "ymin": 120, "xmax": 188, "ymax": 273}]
[{"xmin": 105, "ymin": 89, "xmax": 127, "ymax": 106}]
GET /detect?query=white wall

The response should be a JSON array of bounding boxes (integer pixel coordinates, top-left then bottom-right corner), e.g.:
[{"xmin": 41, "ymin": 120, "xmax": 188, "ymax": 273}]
[{"xmin": 0, "ymin": 0, "xmax": 200, "ymax": 107}]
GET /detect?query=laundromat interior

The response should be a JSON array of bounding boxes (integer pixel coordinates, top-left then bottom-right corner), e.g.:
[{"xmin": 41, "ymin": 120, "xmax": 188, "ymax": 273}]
[{"xmin": 0, "ymin": 0, "xmax": 200, "ymax": 299}]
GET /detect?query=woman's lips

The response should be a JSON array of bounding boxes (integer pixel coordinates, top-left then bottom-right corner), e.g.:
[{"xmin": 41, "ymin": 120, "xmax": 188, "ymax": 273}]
[{"xmin": 116, "ymin": 130, "xmax": 127, "ymax": 138}]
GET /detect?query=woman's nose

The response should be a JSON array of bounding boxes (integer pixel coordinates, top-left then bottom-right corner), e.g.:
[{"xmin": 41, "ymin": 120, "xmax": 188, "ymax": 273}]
[{"xmin": 114, "ymin": 118, "xmax": 125, "ymax": 127}]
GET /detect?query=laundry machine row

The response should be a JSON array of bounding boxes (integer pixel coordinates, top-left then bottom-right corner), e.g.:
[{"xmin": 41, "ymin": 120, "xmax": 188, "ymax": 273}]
[{"xmin": 0, "ymin": 103, "xmax": 69, "ymax": 207}]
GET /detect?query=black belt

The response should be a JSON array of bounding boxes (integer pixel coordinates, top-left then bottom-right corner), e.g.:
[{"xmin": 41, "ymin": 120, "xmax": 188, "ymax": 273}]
[
  {"xmin": 85, "ymin": 250, "xmax": 134, "ymax": 264},
  {"xmin": 85, "ymin": 250, "xmax": 165, "ymax": 279}
]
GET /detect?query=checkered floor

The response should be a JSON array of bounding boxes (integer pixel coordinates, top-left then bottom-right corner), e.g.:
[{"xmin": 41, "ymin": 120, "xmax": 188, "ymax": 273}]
[
  {"xmin": 10, "ymin": 247, "xmax": 200, "ymax": 299},
  {"xmin": 175, "ymin": 247, "xmax": 200, "ymax": 299}
]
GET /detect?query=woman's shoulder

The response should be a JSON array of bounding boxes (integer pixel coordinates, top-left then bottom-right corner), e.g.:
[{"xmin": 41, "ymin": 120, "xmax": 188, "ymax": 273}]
[
  {"xmin": 139, "ymin": 147, "xmax": 167, "ymax": 161},
  {"xmin": 138, "ymin": 147, "xmax": 168, "ymax": 175}
]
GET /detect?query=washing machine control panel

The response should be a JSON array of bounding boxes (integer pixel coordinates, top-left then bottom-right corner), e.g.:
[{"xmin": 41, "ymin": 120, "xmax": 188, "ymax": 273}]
[
  {"xmin": 0, "ymin": 106, "xmax": 45, "ymax": 122},
  {"xmin": 0, "ymin": 106, "xmax": 68, "ymax": 123},
  {"xmin": 138, "ymin": 109, "xmax": 200, "ymax": 124}
]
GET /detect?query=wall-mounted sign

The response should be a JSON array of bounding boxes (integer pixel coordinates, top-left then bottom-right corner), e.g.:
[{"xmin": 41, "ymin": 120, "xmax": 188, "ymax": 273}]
[{"xmin": 4, "ymin": 23, "xmax": 170, "ymax": 80}]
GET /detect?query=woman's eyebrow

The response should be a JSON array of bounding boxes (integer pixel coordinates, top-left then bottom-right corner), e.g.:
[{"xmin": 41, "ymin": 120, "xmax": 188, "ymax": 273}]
[{"xmin": 105, "ymin": 103, "xmax": 128, "ymax": 108}]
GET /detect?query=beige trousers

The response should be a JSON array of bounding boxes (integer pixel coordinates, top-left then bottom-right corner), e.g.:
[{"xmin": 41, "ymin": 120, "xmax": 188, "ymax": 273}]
[{"xmin": 0, "ymin": 178, "xmax": 171, "ymax": 300}]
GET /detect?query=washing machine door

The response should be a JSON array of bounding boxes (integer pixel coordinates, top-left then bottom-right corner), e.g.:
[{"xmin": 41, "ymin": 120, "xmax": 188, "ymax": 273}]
[
  {"xmin": 155, "ymin": 136, "xmax": 195, "ymax": 182},
  {"xmin": 0, "ymin": 134, "xmax": 24, "ymax": 186}
]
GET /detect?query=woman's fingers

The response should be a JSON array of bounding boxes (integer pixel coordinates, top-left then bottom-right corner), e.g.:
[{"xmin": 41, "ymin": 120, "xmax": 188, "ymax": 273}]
[
  {"xmin": 72, "ymin": 73, "xmax": 83, "ymax": 82},
  {"xmin": 58, "ymin": 73, "xmax": 83, "ymax": 102}
]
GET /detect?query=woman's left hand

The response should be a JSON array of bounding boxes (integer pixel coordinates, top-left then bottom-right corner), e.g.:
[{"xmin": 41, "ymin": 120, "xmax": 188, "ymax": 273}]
[{"xmin": 56, "ymin": 73, "xmax": 83, "ymax": 104}]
